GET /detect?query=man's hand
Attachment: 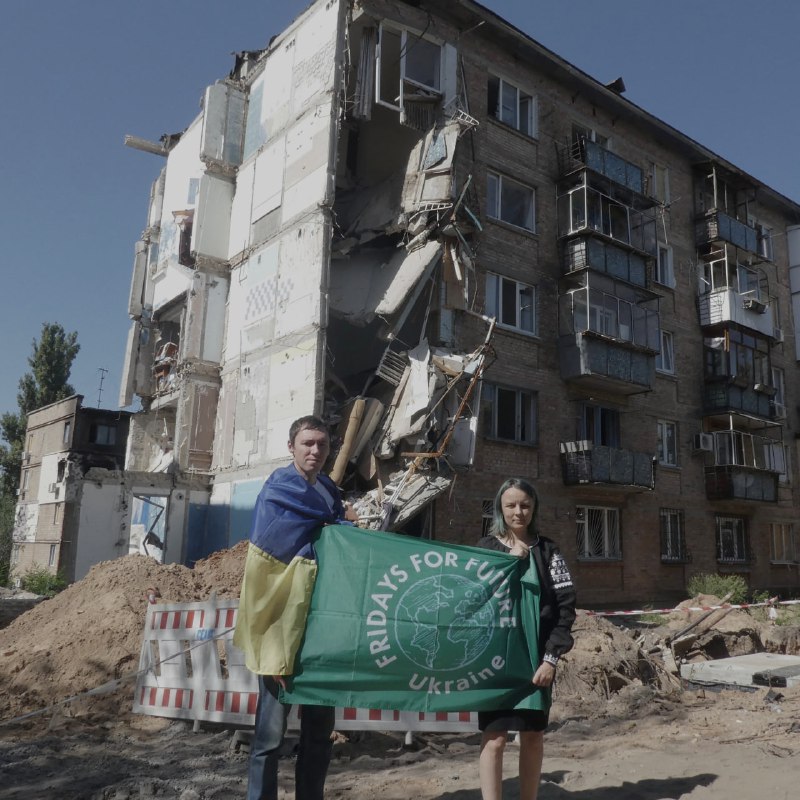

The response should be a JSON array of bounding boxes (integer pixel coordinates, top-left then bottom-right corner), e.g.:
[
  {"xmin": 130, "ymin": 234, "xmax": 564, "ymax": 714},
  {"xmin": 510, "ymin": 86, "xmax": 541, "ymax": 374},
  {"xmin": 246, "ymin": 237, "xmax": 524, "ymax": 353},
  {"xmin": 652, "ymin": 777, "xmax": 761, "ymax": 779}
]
[
  {"xmin": 531, "ymin": 661, "xmax": 556, "ymax": 688},
  {"xmin": 271, "ymin": 675, "xmax": 288, "ymax": 690},
  {"xmin": 343, "ymin": 502, "xmax": 359, "ymax": 523}
]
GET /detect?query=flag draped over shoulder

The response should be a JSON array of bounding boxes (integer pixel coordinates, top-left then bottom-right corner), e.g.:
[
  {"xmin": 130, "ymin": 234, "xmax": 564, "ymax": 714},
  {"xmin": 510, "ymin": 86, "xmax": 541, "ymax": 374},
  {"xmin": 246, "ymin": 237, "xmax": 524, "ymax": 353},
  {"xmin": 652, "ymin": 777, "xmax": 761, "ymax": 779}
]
[
  {"xmin": 233, "ymin": 466, "xmax": 347, "ymax": 676},
  {"xmin": 281, "ymin": 525, "xmax": 548, "ymax": 713}
]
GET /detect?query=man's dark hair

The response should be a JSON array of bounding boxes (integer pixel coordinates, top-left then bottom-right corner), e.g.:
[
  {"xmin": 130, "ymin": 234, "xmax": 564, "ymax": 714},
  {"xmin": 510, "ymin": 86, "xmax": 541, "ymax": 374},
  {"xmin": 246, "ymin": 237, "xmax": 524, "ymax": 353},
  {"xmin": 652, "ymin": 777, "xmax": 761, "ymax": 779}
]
[{"xmin": 288, "ymin": 415, "xmax": 330, "ymax": 444}]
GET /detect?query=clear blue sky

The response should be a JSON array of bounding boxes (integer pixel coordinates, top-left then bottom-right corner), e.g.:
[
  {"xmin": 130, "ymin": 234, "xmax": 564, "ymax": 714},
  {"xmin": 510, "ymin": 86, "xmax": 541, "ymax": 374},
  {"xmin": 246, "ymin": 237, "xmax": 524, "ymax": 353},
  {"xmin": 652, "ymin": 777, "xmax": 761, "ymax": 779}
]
[{"xmin": 2, "ymin": 0, "xmax": 798, "ymax": 420}]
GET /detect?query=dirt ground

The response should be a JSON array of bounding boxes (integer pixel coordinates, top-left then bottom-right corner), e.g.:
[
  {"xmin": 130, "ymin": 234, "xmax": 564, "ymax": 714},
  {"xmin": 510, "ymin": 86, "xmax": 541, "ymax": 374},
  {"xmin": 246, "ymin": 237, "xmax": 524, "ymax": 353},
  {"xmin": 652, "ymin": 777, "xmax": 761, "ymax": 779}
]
[{"xmin": 1, "ymin": 548, "xmax": 799, "ymax": 799}]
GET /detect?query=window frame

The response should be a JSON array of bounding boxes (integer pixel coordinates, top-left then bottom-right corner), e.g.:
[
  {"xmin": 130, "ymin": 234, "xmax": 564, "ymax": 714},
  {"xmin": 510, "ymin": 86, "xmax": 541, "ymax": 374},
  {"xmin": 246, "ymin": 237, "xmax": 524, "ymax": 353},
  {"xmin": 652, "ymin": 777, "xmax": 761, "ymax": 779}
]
[
  {"xmin": 655, "ymin": 242, "xmax": 675, "ymax": 287},
  {"xmin": 656, "ymin": 330, "xmax": 675, "ymax": 375},
  {"xmin": 656, "ymin": 419, "xmax": 678, "ymax": 466},
  {"xmin": 715, "ymin": 515, "xmax": 750, "ymax": 563},
  {"xmin": 486, "ymin": 171, "xmax": 536, "ymax": 232},
  {"xmin": 487, "ymin": 75, "xmax": 537, "ymax": 137},
  {"xmin": 485, "ymin": 272, "xmax": 537, "ymax": 335},
  {"xmin": 580, "ymin": 404, "xmax": 620, "ymax": 447},
  {"xmin": 769, "ymin": 522, "xmax": 796, "ymax": 564},
  {"xmin": 376, "ymin": 23, "xmax": 442, "ymax": 111},
  {"xmin": 575, "ymin": 505, "xmax": 621, "ymax": 561},
  {"xmin": 89, "ymin": 423, "xmax": 117, "ymax": 447},
  {"xmin": 483, "ymin": 382, "xmax": 538, "ymax": 445},
  {"xmin": 649, "ymin": 162, "xmax": 670, "ymax": 205},
  {"xmin": 659, "ymin": 508, "xmax": 687, "ymax": 562}
]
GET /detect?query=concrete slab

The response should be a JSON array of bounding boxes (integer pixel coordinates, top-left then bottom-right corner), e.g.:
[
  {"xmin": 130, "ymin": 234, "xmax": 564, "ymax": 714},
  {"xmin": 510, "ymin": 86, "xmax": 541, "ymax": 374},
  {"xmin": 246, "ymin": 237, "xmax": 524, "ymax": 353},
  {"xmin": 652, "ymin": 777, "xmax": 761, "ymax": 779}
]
[{"xmin": 680, "ymin": 653, "xmax": 800, "ymax": 688}]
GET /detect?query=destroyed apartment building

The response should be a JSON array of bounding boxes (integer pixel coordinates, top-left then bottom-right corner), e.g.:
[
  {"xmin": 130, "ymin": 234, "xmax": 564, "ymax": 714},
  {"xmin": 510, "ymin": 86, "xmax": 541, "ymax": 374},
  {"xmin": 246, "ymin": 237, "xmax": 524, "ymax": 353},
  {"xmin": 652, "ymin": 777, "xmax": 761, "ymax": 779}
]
[{"xmin": 46, "ymin": 0, "xmax": 799, "ymax": 606}]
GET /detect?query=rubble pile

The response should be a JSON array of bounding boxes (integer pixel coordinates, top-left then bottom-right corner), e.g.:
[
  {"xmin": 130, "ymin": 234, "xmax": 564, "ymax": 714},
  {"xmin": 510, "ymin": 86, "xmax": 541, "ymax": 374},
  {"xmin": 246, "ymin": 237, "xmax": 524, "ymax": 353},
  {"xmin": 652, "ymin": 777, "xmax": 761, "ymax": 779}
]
[
  {"xmin": 0, "ymin": 543, "xmax": 247, "ymax": 723},
  {"xmin": 1, "ymin": 557, "xmax": 798, "ymax": 728}
]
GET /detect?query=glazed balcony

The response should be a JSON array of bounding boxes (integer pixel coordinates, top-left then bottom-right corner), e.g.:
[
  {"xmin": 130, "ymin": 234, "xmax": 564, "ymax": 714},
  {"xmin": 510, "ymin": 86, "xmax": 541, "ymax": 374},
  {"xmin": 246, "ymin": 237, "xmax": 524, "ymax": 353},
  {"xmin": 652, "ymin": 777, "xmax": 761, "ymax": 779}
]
[
  {"xmin": 698, "ymin": 429, "xmax": 783, "ymax": 502},
  {"xmin": 695, "ymin": 210, "xmax": 758, "ymax": 256},
  {"xmin": 562, "ymin": 237, "xmax": 648, "ymax": 289},
  {"xmin": 558, "ymin": 274, "xmax": 660, "ymax": 395},
  {"xmin": 557, "ymin": 138, "xmax": 644, "ymax": 194},
  {"xmin": 560, "ymin": 440, "xmax": 655, "ymax": 490}
]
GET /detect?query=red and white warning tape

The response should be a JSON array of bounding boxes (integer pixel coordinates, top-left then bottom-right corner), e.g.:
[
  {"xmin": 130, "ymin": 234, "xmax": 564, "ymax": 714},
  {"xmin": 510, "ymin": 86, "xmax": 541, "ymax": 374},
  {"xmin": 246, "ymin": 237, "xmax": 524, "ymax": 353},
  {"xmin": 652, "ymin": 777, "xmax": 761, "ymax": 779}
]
[{"xmin": 580, "ymin": 598, "xmax": 800, "ymax": 618}]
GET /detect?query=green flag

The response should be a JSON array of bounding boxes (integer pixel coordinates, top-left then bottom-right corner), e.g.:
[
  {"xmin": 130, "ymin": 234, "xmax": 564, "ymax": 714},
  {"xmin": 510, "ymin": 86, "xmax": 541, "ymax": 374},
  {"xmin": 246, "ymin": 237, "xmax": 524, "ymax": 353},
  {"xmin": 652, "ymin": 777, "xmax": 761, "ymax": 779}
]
[{"xmin": 280, "ymin": 525, "xmax": 548, "ymax": 713}]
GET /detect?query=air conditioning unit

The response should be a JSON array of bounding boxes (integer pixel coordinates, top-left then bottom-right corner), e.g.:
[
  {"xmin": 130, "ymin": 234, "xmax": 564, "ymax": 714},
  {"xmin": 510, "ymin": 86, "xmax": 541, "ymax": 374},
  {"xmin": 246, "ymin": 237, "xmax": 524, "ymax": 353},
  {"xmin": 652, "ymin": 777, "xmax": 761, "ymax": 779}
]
[
  {"xmin": 743, "ymin": 298, "xmax": 768, "ymax": 314},
  {"xmin": 48, "ymin": 482, "xmax": 58, "ymax": 493},
  {"xmin": 21, "ymin": 450, "xmax": 30, "ymax": 463},
  {"xmin": 692, "ymin": 433, "xmax": 714, "ymax": 453},
  {"xmin": 770, "ymin": 402, "xmax": 787, "ymax": 421},
  {"xmin": 773, "ymin": 327, "xmax": 785, "ymax": 343}
]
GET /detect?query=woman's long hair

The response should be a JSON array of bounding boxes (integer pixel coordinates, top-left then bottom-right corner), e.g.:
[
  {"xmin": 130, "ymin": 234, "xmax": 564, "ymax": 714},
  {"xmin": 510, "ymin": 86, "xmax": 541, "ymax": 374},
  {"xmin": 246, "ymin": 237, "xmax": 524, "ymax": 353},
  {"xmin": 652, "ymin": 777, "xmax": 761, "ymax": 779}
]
[{"xmin": 488, "ymin": 477, "xmax": 539, "ymax": 538}]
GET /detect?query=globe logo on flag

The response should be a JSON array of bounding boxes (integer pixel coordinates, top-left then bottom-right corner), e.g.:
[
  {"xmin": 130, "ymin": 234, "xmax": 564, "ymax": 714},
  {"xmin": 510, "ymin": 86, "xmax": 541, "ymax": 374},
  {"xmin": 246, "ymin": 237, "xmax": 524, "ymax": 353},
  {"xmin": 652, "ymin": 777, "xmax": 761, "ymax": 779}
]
[{"xmin": 393, "ymin": 574, "xmax": 496, "ymax": 672}]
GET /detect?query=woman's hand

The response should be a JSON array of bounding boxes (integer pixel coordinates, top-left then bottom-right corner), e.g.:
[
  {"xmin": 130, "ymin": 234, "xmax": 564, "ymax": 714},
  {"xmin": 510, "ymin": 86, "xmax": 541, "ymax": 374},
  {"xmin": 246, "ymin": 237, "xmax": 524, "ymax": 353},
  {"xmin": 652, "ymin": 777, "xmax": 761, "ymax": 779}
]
[
  {"xmin": 531, "ymin": 661, "xmax": 556, "ymax": 688},
  {"xmin": 508, "ymin": 539, "xmax": 530, "ymax": 558}
]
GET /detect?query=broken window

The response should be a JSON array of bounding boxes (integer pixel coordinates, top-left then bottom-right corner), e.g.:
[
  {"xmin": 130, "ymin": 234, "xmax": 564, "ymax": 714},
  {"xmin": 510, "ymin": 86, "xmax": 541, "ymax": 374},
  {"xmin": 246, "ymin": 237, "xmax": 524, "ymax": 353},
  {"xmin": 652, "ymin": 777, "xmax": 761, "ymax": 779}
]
[
  {"xmin": 486, "ymin": 171, "xmax": 535, "ymax": 232},
  {"xmin": 487, "ymin": 76, "xmax": 536, "ymax": 137},
  {"xmin": 483, "ymin": 383, "xmax": 537, "ymax": 444},
  {"xmin": 376, "ymin": 23, "xmax": 441, "ymax": 111},
  {"xmin": 575, "ymin": 505, "xmax": 620, "ymax": 560},
  {"xmin": 485, "ymin": 273, "xmax": 536, "ymax": 334},
  {"xmin": 89, "ymin": 423, "xmax": 117, "ymax": 446}
]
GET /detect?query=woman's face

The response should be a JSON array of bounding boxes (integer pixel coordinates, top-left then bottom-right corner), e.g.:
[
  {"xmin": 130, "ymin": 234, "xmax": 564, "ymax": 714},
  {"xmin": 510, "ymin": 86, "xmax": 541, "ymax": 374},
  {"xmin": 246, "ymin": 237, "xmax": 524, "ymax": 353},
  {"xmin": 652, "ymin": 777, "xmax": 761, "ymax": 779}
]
[{"xmin": 500, "ymin": 486, "xmax": 535, "ymax": 536}]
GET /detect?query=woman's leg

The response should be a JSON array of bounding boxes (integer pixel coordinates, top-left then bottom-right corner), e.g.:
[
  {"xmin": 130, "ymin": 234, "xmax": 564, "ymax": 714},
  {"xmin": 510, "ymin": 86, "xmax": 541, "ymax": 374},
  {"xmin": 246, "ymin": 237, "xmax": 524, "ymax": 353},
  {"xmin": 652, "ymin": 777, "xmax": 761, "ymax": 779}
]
[
  {"xmin": 518, "ymin": 730, "xmax": 544, "ymax": 800},
  {"xmin": 479, "ymin": 731, "xmax": 507, "ymax": 800}
]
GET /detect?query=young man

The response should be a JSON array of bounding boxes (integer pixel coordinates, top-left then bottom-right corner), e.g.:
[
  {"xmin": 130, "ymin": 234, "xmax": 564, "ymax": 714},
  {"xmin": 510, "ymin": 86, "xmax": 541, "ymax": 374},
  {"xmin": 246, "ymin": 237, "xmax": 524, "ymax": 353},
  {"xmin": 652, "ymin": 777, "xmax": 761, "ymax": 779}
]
[{"xmin": 234, "ymin": 416, "xmax": 355, "ymax": 800}]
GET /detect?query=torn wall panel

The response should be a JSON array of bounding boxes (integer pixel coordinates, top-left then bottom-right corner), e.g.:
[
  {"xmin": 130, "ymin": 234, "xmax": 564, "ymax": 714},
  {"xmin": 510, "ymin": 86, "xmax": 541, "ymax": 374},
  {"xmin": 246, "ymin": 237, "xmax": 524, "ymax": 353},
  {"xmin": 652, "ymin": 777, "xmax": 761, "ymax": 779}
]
[
  {"xmin": 329, "ymin": 240, "xmax": 442, "ymax": 325},
  {"xmin": 188, "ymin": 383, "xmax": 220, "ymax": 471},
  {"xmin": 211, "ymin": 370, "xmax": 238, "ymax": 471}
]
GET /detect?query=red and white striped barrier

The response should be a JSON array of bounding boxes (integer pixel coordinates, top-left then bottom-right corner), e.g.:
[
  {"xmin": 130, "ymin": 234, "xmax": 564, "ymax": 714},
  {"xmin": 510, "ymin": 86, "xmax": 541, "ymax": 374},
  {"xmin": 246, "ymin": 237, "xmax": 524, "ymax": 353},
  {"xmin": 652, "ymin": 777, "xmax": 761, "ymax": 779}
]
[{"xmin": 134, "ymin": 596, "xmax": 478, "ymax": 732}]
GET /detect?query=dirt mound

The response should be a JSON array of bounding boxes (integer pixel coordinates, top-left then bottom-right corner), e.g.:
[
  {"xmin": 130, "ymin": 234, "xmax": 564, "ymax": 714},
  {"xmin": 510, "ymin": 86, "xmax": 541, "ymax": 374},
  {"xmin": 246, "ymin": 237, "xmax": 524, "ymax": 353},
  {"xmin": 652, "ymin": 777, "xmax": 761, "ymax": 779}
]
[{"xmin": 0, "ymin": 543, "xmax": 247, "ymax": 724}]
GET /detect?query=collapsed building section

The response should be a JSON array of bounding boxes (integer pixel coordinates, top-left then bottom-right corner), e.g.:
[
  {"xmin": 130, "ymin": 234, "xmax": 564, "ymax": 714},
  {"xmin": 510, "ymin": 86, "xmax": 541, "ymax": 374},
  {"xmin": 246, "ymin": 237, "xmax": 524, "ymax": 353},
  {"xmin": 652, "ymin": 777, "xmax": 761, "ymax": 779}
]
[{"xmin": 112, "ymin": 0, "xmax": 489, "ymax": 565}]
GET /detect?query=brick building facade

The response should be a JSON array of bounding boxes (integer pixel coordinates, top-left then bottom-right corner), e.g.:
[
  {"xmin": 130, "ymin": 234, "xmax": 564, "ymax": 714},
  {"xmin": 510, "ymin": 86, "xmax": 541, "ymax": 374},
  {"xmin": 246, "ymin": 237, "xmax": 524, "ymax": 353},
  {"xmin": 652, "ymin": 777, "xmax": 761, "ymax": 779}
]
[{"xmin": 116, "ymin": 0, "xmax": 800, "ymax": 605}]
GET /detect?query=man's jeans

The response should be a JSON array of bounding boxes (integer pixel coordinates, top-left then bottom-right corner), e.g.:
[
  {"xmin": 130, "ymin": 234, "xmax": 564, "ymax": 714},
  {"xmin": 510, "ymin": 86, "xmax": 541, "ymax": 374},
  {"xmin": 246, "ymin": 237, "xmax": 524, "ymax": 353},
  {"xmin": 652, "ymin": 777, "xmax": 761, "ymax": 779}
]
[{"xmin": 247, "ymin": 676, "xmax": 335, "ymax": 800}]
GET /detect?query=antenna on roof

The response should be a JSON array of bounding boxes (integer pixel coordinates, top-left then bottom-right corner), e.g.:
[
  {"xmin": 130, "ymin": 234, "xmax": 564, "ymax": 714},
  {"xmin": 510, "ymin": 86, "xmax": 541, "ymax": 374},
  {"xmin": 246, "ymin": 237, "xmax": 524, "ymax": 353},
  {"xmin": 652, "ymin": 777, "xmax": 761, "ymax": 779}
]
[{"xmin": 97, "ymin": 367, "xmax": 108, "ymax": 407}]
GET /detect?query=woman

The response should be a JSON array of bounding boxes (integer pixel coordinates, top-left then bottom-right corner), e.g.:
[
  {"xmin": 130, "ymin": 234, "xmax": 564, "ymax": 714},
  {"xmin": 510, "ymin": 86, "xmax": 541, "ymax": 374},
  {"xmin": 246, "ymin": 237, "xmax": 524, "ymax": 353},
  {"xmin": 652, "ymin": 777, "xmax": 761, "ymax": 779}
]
[{"xmin": 476, "ymin": 478, "xmax": 576, "ymax": 800}]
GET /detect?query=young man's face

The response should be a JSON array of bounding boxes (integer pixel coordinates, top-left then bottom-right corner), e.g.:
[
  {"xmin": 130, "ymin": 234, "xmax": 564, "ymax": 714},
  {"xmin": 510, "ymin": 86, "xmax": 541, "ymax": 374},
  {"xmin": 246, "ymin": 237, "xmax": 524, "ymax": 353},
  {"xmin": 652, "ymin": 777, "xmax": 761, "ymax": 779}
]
[{"xmin": 289, "ymin": 426, "xmax": 331, "ymax": 480}]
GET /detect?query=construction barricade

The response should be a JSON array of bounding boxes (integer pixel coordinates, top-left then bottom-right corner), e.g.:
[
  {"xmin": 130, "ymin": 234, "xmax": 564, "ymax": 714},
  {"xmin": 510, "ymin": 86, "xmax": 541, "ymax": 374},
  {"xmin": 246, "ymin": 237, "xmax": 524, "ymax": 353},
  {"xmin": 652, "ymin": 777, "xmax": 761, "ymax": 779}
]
[{"xmin": 134, "ymin": 594, "xmax": 477, "ymax": 733}]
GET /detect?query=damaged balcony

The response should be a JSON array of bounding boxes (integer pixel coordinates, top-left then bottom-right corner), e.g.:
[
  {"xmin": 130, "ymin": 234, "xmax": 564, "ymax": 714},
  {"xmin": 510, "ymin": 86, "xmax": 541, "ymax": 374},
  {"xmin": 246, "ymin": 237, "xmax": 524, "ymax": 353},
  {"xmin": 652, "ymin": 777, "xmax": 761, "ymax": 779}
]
[
  {"xmin": 560, "ymin": 440, "xmax": 655, "ymax": 490},
  {"xmin": 696, "ymin": 428, "xmax": 783, "ymax": 502},
  {"xmin": 558, "ymin": 272, "xmax": 660, "ymax": 395}
]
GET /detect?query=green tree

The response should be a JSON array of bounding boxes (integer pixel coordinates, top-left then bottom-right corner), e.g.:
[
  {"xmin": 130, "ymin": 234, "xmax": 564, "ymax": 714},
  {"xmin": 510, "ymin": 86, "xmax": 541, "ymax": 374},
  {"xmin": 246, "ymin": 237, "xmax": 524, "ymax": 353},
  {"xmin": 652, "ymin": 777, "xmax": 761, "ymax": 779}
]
[{"xmin": 0, "ymin": 323, "xmax": 80, "ymax": 585}]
